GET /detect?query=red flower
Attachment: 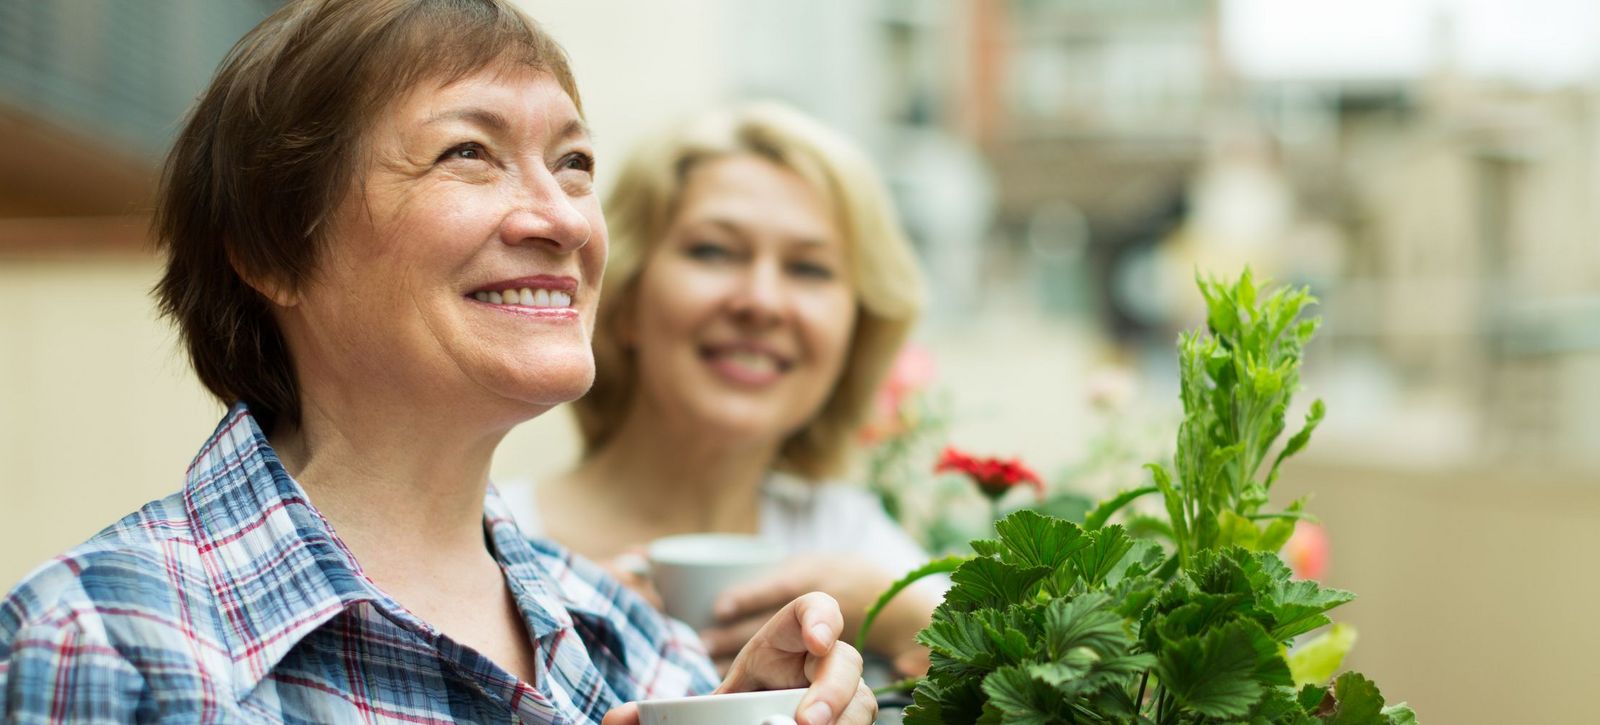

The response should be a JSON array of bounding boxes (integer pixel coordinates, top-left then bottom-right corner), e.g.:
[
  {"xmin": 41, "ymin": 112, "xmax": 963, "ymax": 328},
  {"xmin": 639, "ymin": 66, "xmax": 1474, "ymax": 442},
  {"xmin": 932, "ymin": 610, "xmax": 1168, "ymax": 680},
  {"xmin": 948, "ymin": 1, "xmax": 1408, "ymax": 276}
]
[{"xmin": 935, "ymin": 446, "xmax": 1045, "ymax": 502}]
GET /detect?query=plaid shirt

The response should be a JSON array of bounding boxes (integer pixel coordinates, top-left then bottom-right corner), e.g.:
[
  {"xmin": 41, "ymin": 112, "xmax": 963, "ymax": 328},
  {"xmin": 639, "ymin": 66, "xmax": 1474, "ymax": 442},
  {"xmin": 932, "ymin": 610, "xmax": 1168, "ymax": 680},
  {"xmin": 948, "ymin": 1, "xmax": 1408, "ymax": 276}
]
[{"xmin": 0, "ymin": 404, "xmax": 717, "ymax": 723}]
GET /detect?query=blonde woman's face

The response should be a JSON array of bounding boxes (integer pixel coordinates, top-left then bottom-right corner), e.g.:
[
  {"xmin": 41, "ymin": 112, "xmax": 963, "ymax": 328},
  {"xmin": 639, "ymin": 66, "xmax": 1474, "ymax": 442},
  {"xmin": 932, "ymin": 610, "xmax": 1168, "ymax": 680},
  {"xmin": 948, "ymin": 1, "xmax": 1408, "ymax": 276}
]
[{"xmin": 625, "ymin": 154, "xmax": 858, "ymax": 444}]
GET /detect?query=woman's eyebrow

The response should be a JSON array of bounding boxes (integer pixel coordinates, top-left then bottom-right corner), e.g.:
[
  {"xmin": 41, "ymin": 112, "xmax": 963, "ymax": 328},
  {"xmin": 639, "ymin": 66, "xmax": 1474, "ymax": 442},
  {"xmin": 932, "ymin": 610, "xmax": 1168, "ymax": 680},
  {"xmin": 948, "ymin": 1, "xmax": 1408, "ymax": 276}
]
[
  {"xmin": 423, "ymin": 109, "xmax": 589, "ymax": 144},
  {"xmin": 424, "ymin": 107, "xmax": 511, "ymax": 133}
]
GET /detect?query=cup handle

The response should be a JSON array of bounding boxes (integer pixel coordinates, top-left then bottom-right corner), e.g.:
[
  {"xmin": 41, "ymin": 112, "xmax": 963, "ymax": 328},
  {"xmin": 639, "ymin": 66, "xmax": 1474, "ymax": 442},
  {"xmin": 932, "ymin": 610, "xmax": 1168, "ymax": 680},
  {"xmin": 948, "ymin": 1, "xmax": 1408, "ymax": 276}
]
[{"xmin": 759, "ymin": 717, "xmax": 798, "ymax": 725}]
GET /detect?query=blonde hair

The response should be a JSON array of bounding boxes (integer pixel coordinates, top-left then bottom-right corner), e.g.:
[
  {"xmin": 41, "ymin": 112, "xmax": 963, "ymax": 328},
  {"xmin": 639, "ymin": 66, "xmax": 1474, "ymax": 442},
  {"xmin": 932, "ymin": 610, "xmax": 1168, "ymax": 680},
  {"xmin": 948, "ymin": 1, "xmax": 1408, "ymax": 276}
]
[{"xmin": 576, "ymin": 102, "xmax": 925, "ymax": 479}]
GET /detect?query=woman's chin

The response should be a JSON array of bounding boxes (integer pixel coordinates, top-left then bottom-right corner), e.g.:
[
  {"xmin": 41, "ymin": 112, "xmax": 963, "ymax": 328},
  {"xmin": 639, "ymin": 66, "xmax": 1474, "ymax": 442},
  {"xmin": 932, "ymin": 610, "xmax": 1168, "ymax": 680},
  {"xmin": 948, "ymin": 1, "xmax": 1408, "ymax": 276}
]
[{"xmin": 500, "ymin": 363, "xmax": 596, "ymax": 409}]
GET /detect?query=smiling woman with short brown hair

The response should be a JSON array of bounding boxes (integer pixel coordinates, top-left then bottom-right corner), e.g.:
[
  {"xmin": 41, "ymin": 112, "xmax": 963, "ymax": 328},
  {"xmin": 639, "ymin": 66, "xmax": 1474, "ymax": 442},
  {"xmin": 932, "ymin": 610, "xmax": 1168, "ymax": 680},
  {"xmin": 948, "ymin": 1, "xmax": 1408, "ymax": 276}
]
[{"xmin": 0, "ymin": 2, "xmax": 874, "ymax": 722}]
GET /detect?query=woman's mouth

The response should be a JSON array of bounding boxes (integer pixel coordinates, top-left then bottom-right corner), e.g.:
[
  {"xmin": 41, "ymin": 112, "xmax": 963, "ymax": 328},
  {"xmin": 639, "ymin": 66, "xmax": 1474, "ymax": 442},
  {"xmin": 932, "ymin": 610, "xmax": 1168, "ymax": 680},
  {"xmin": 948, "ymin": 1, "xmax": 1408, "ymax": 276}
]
[{"xmin": 700, "ymin": 346, "xmax": 791, "ymax": 386}]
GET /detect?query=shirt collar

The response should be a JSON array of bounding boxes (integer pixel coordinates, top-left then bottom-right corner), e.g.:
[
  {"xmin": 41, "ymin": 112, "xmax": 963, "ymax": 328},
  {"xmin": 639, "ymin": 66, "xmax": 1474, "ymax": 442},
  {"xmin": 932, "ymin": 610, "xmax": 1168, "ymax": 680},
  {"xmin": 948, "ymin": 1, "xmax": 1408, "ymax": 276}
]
[{"xmin": 184, "ymin": 403, "xmax": 578, "ymax": 700}]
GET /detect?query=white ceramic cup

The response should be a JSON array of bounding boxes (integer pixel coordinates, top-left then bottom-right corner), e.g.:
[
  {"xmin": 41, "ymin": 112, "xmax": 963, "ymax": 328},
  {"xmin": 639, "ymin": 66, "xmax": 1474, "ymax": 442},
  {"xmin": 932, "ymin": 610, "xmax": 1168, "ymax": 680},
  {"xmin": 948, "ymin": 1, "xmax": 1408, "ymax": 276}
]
[
  {"xmin": 646, "ymin": 533, "xmax": 784, "ymax": 630},
  {"xmin": 636, "ymin": 688, "xmax": 807, "ymax": 725}
]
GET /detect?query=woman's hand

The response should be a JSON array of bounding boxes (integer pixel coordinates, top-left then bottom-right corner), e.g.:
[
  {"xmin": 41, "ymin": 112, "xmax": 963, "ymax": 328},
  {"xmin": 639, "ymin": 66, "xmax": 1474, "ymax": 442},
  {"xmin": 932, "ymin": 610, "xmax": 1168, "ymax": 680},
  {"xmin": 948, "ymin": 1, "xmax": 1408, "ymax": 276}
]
[
  {"xmin": 699, "ymin": 554, "xmax": 934, "ymax": 675},
  {"xmin": 601, "ymin": 592, "xmax": 873, "ymax": 725},
  {"xmin": 719, "ymin": 591, "xmax": 874, "ymax": 725}
]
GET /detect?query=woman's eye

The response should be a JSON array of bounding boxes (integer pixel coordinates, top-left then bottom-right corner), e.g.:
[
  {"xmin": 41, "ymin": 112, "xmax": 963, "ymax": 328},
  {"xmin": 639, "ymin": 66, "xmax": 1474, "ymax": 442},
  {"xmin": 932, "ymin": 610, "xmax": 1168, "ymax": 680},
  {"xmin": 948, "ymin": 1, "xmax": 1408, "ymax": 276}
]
[
  {"xmin": 438, "ymin": 142, "xmax": 486, "ymax": 162},
  {"xmin": 788, "ymin": 260, "xmax": 835, "ymax": 280},
  {"xmin": 686, "ymin": 242, "xmax": 734, "ymax": 261},
  {"xmin": 560, "ymin": 152, "xmax": 595, "ymax": 174}
]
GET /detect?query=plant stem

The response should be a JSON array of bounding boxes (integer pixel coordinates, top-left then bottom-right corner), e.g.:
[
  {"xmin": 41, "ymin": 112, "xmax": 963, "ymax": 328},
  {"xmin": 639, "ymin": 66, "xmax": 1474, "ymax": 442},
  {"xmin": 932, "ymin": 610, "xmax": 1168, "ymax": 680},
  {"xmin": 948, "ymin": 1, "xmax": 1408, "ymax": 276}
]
[{"xmin": 1135, "ymin": 670, "xmax": 1150, "ymax": 716}]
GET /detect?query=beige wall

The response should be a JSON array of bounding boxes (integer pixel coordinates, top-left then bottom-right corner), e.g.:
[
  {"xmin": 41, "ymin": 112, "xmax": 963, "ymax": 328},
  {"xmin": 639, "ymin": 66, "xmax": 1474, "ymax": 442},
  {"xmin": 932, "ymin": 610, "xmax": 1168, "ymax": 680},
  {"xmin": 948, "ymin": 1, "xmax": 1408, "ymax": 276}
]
[{"xmin": 1277, "ymin": 460, "xmax": 1600, "ymax": 725}]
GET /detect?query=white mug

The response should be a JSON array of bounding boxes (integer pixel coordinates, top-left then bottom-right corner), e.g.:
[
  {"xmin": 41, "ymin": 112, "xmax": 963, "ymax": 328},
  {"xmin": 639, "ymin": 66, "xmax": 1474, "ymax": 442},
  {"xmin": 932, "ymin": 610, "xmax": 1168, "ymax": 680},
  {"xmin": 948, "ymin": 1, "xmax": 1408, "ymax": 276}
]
[
  {"xmin": 636, "ymin": 688, "xmax": 807, "ymax": 725},
  {"xmin": 646, "ymin": 533, "xmax": 784, "ymax": 630}
]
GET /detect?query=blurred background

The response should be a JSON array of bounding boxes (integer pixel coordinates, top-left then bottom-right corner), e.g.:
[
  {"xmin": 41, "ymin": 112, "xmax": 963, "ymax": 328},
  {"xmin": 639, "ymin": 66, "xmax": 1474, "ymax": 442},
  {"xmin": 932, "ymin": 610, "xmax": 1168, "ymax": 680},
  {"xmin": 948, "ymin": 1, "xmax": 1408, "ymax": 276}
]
[{"xmin": 1, "ymin": 0, "xmax": 1596, "ymax": 721}]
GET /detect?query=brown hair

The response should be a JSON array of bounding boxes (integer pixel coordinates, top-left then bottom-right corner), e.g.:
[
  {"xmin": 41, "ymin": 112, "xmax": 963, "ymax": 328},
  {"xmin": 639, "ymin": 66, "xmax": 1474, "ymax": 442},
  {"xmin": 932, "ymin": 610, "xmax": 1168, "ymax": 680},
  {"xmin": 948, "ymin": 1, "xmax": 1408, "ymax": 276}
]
[
  {"xmin": 153, "ymin": 0, "xmax": 579, "ymax": 433},
  {"xmin": 574, "ymin": 102, "xmax": 926, "ymax": 480}
]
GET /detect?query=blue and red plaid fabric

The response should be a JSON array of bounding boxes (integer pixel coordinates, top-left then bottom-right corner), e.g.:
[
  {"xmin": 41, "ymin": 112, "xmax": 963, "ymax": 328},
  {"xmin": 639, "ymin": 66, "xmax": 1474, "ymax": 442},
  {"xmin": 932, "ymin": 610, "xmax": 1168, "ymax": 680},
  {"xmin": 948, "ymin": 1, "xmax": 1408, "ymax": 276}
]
[{"xmin": 0, "ymin": 403, "xmax": 717, "ymax": 722}]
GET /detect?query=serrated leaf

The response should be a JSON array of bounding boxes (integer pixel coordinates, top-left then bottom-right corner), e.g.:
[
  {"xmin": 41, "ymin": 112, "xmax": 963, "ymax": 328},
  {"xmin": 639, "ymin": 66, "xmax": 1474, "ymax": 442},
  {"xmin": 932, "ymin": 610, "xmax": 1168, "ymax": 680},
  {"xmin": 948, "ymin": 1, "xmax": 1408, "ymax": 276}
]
[
  {"xmin": 1188, "ymin": 548, "xmax": 1255, "ymax": 597},
  {"xmin": 919, "ymin": 610, "xmax": 1006, "ymax": 669},
  {"xmin": 1271, "ymin": 399, "xmax": 1326, "ymax": 481},
  {"xmin": 1265, "ymin": 580, "xmax": 1356, "ymax": 641},
  {"xmin": 1324, "ymin": 671, "xmax": 1385, "ymax": 725},
  {"xmin": 1069, "ymin": 525, "xmax": 1136, "ymax": 586},
  {"xmin": 981, "ymin": 666, "xmax": 1063, "ymax": 725},
  {"xmin": 994, "ymin": 510, "xmax": 1090, "ymax": 571},
  {"xmin": 1041, "ymin": 592, "xmax": 1125, "ymax": 661},
  {"xmin": 1297, "ymin": 683, "xmax": 1330, "ymax": 713},
  {"xmin": 1288, "ymin": 623, "xmax": 1357, "ymax": 687},
  {"xmin": 1248, "ymin": 685, "xmax": 1313, "ymax": 724},
  {"xmin": 1381, "ymin": 703, "xmax": 1418, "ymax": 725},
  {"xmin": 904, "ymin": 674, "xmax": 985, "ymax": 725},
  {"xmin": 947, "ymin": 557, "xmax": 1052, "ymax": 611},
  {"xmin": 970, "ymin": 539, "xmax": 1005, "ymax": 559},
  {"xmin": 1156, "ymin": 619, "xmax": 1288, "ymax": 718}
]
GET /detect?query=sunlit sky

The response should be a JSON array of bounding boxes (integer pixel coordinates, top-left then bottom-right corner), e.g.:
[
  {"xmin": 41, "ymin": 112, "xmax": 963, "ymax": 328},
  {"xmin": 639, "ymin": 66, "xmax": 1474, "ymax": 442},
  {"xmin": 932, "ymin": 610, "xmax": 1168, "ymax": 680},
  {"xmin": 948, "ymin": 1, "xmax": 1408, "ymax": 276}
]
[{"xmin": 1222, "ymin": 0, "xmax": 1600, "ymax": 85}]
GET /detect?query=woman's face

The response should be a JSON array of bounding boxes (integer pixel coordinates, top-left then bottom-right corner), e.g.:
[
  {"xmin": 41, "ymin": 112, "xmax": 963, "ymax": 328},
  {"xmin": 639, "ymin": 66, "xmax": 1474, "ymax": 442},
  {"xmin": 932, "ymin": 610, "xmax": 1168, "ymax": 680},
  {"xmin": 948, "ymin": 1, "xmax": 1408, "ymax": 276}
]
[
  {"xmin": 626, "ymin": 154, "xmax": 858, "ymax": 444},
  {"xmin": 281, "ymin": 63, "xmax": 605, "ymax": 427}
]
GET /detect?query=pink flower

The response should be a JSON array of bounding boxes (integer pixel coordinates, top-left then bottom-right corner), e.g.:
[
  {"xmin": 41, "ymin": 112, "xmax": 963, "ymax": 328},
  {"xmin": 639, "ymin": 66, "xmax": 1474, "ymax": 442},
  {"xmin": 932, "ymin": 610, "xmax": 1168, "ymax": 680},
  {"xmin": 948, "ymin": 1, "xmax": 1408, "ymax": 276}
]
[
  {"xmin": 935, "ymin": 446, "xmax": 1045, "ymax": 502},
  {"xmin": 859, "ymin": 344, "xmax": 938, "ymax": 444},
  {"xmin": 1282, "ymin": 520, "xmax": 1329, "ymax": 580}
]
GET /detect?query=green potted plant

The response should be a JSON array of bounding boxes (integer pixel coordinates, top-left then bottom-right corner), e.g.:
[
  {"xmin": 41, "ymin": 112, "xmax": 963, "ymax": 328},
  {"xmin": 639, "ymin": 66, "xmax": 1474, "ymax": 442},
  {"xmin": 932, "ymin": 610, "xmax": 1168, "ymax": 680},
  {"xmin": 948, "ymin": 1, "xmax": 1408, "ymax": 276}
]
[{"xmin": 862, "ymin": 270, "xmax": 1417, "ymax": 724}]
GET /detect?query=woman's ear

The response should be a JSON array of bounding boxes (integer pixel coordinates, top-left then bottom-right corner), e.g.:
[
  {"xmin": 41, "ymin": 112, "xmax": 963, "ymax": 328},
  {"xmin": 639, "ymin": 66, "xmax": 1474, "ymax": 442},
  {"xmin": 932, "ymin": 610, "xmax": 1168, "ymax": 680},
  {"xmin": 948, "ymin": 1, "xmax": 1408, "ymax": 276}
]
[{"xmin": 228, "ymin": 247, "xmax": 300, "ymax": 308}]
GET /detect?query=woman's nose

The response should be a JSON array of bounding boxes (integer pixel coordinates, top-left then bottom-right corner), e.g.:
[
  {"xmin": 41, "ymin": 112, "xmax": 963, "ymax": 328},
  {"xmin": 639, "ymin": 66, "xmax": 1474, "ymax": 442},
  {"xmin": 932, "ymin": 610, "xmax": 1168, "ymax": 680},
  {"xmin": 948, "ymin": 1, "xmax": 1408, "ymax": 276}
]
[
  {"xmin": 727, "ymin": 258, "xmax": 788, "ymax": 325},
  {"xmin": 500, "ymin": 178, "xmax": 591, "ymax": 253}
]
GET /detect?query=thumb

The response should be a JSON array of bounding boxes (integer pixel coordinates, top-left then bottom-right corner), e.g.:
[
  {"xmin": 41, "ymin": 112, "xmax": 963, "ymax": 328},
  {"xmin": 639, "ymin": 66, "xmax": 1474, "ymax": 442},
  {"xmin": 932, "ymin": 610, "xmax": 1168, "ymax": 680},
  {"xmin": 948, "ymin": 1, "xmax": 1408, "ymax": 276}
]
[{"xmin": 601, "ymin": 703, "xmax": 641, "ymax": 725}]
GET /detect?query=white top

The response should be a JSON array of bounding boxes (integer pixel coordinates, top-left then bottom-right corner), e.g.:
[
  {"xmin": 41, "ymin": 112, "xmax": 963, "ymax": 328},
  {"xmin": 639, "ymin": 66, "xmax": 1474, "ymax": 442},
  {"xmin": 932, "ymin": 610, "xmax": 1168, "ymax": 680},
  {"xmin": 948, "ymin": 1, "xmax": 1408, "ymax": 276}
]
[{"xmin": 497, "ymin": 472, "xmax": 943, "ymax": 584}]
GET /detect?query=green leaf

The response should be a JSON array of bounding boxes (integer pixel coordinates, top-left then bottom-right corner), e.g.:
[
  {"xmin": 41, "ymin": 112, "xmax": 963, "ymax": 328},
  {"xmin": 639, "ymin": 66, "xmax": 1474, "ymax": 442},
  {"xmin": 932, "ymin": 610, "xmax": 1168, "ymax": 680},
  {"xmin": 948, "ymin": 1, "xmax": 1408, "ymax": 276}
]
[
  {"xmin": 1288, "ymin": 623, "xmax": 1357, "ymax": 687},
  {"xmin": 1124, "ymin": 513, "xmax": 1175, "ymax": 542},
  {"xmin": 919, "ymin": 609, "xmax": 1007, "ymax": 671},
  {"xmin": 903, "ymin": 675, "xmax": 986, "ymax": 725},
  {"xmin": 1323, "ymin": 671, "xmax": 1385, "ymax": 725},
  {"xmin": 1264, "ymin": 579, "xmax": 1357, "ymax": 641},
  {"xmin": 980, "ymin": 666, "xmax": 1063, "ymax": 725},
  {"xmin": 1382, "ymin": 703, "xmax": 1419, "ymax": 725},
  {"xmin": 1156, "ymin": 618, "xmax": 1289, "ymax": 718},
  {"xmin": 1217, "ymin": 510, "xmax": 1262, "ymax": 550},
  {"xmin": 1257, "ymin": 500, "xmax": 1306, "ymax": 553},
  {"xmin": 1297, "ymin": 683, "xmax": 1330, "ymax": 713},
  {"xmin": 947, "ymin": 557, "xmax": 1053, "ymax": 611},
  {"xmin": 970, "ymin": 539, "xmax": 1005, "ymax": 559},
  {"xmin": 1069, "ymin": 525, "xmax": 1136, "ymax": 586},
  {"xmin": 994, "ymin": 510, "xmax": 1090, "ymax": 572},
  {"xmin": 1270, "ymin": 399, "xmax": 1326, "ymax": 485},
  {"xmin": 1083, "ymin": 485, "xmax": 1161, "ymax": 530},
  {"xmin": 1147, "ymin": 463, "xmax": 1190, "ymax": 561},
  {"xmin": 1040, "ymin": 592, "xmax": 1125, "ymax": 662},
  {"xmin": 1249, "ymin": 685, "xmax": 1315, "ymax": 724},
  {"xmin": 858, "ymin": 555, "xmax": 969, "ymax": 646}
]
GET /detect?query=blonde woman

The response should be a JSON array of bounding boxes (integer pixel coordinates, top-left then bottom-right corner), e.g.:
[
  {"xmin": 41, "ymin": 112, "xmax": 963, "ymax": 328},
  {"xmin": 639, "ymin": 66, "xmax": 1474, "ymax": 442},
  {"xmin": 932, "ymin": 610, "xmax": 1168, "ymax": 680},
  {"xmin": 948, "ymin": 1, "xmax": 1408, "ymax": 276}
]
[{"xmin": 510, "ymin": 103, "xmax": 943, "ymax": 676}]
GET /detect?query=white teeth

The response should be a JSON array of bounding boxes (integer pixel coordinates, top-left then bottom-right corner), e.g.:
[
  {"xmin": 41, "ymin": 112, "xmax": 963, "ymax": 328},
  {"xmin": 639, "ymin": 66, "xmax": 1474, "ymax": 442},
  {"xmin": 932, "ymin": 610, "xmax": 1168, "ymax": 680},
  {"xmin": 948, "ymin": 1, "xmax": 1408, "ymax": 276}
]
[
  {"xmin": 475, "ymin": 287, "xmax": 574, "ymax": 307},
  {"xmin": 725, "ymin": 350, "xmax": 777, "ymax": 374}
]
